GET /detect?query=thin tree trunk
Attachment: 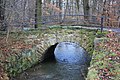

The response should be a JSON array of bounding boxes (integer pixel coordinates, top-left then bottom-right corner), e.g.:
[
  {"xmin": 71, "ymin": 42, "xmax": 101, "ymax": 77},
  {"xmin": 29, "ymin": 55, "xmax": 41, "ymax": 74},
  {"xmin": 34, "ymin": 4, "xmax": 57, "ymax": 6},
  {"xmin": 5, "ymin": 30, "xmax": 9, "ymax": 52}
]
[
  {"xmin": 83, "ymin": 0, "xmax": 90, "ymax": 20},
  {"xmin": 92, "ymin": 0, "xmax": 97, "ymax": 15},
  {"xmin": 59, "ymin": 0, "xmax": 62, "ymax": 23},
  {"xmin": 63, "ymin": 0, "xmax": 69, "ymax": 21},
  {"xmin": 35, "ymin": 0, "xmax": 42, "ymax": 28},
  {"xmin": 0, "ymin": 0, "xmax": 4, "ymax": 21},
  {"xmin": 76, "ymin": 0, "xmax": 79, "ymax": 12},
  {"xmin": 0, "ymin": 0, "xmax": 6, "ymax": 31}
]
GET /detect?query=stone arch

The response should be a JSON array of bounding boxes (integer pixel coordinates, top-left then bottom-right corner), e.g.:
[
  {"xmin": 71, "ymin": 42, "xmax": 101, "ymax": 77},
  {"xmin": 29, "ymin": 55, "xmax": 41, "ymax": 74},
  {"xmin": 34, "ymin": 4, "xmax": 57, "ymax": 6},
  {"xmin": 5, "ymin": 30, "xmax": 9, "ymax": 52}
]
[{"xmin": 35, "ymin": 29, "xmax": 94, "ymax": 63}]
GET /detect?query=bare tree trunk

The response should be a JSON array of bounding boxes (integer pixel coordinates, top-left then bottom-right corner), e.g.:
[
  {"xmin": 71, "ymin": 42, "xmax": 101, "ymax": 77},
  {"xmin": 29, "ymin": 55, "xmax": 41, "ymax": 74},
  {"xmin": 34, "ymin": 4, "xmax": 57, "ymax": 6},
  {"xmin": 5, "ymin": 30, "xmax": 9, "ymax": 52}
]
[
  {"xmin": 63, "ymin": 0, "xmax": 69, "ymax": 21},
  {"xmin": 92, "ymin": 0, "xmax": 97, "ymax": 15},
  {"xmin": 0, "ymin": 0, "xmax": 7, "ymax": 31},
  {"xmin": 76, "ymin": 0, "xmax": 80, "ymax": 12},
  {"xmin": 59, "ymin": 0, "xmax": 62, "ymax": 22},
  {"xmin": 0, "ymin": 0, "xmax": 4, "ymax": 20},
  {"xmin": 83, "ymin": 0, "xmax": 90, "ymax": 20},
  {"xmin": 35, "ymin": 0, "xmax": 42, "ymax": 28}
]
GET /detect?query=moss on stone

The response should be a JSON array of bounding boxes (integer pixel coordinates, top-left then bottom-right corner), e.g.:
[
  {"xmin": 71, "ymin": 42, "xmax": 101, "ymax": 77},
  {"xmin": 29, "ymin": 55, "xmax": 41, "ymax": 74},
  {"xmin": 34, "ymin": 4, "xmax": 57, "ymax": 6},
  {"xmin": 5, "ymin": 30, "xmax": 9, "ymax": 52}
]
[{"xmin": 4, "ymin": 49, "xmax": 39, "ymax": 77}]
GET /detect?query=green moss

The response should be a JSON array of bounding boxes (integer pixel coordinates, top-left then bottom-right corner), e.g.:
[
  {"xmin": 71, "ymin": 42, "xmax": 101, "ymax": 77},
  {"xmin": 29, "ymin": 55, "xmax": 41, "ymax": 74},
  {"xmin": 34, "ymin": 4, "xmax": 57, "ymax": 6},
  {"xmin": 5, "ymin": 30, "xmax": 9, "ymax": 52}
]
[
  {"xmin": 87, "ymin": 68, "xmax": 99, "ymax": 80},
  {"xmin": 5, "ymin": 49, "xmax": 39, "ymax": 77},
  {"xmin": 96, "ymin": 30, "xmax": 108, "ymax": 38}
]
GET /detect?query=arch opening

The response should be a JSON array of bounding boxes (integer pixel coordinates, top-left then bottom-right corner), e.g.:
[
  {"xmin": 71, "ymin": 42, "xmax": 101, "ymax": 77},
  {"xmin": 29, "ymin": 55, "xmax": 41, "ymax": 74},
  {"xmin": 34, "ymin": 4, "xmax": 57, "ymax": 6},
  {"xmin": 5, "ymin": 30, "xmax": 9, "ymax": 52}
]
[
  {"xmin": 41, "ymin": 41, "xmax": 91, "ymax": 66},
  {"xmin": 41, "ymin": 43, "xmax": 58, "ymax": 63},
  {"xmin": 54, "ymin": 42, "xmax": 91, "ymax": 65}
]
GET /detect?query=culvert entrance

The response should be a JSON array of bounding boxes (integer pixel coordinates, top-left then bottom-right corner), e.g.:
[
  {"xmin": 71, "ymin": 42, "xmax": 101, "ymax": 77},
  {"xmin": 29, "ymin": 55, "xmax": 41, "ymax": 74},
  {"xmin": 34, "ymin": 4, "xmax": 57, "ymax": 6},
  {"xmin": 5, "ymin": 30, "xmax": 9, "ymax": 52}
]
[{"xmin": 15, "ymin": 42, "xmax": 91, "ymax": 80}]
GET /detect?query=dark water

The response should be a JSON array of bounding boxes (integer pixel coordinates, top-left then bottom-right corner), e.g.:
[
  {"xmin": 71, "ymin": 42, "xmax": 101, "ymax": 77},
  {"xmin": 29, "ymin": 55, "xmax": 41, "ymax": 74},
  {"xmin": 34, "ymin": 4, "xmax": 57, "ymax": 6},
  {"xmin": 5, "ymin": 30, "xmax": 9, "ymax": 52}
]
[{"xmin": 14, "ymin": 42, "xmax": 90, "ymax": 80}]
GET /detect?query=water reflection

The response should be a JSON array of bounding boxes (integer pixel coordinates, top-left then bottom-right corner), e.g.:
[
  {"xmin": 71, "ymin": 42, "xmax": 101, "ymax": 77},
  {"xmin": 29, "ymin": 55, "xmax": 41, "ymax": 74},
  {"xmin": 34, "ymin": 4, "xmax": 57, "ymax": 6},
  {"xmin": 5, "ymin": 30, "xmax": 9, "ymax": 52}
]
[{"xmin": 54, "ymin": 42, "xmax": 89, "ymax": 64}]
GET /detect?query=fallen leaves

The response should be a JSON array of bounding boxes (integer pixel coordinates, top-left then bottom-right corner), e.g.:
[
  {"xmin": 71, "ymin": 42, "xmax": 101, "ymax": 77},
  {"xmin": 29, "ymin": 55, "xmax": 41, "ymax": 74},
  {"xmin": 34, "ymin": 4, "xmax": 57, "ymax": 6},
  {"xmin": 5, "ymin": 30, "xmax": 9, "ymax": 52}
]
[
  {"xmin": 0, "ymin": 65, "xmax": 9, "ymax": 80},
  {"xmin": 98, "ymin": 32, "xmax": 120, "ymax": 79},
  {"xmin": 88, "ymin": 31, "xmax": 120, "ymax": 80},
  {"xmin": 0, "ymin": 34, "xmax": 34, "ymax": 79}
]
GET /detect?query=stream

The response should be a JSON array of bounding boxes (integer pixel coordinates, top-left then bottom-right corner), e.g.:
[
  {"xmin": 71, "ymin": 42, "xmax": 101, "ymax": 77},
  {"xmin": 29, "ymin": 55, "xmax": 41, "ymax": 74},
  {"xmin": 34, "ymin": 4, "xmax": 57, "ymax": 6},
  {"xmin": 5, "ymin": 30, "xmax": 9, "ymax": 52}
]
[{"xmin": 14, "ymin": 42, "xmax": 91, "ymax": 80}]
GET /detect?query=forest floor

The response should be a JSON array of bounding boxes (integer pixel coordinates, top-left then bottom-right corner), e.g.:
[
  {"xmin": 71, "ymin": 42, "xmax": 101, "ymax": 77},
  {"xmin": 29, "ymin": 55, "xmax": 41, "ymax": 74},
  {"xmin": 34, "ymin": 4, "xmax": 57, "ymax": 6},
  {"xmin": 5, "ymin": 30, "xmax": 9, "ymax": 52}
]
[
  {"xmin": 0, "ymin": 32, "xmax": 34, "ymax": 80},
  {"xmin": 87, "ymin": 31, "xmax": 120, "ymax": 80}
]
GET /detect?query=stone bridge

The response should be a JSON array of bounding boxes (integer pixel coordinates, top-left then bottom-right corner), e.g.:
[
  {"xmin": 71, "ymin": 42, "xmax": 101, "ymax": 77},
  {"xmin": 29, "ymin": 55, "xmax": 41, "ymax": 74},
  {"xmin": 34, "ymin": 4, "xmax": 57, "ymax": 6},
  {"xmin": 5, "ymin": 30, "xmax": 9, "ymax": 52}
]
[
  {"xmin": 4, "ymin": 27, "xmax": 96, "ymax": 77},
  {"xmin": 25, "ymin": 27, "xmax": 96, "ymax": 62}
]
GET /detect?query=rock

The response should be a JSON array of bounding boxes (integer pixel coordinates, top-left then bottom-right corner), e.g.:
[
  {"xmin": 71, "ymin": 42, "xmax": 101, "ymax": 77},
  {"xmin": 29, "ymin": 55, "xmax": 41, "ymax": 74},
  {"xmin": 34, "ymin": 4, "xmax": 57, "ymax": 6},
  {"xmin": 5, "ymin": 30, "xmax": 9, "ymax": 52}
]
[
  {"xmin": 94, "ymin": 38, "xmax": 108, "ymax": 49},
  {"xmin": 27, "ymin": 35, "xmax": 38, "ymax": 39}
]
